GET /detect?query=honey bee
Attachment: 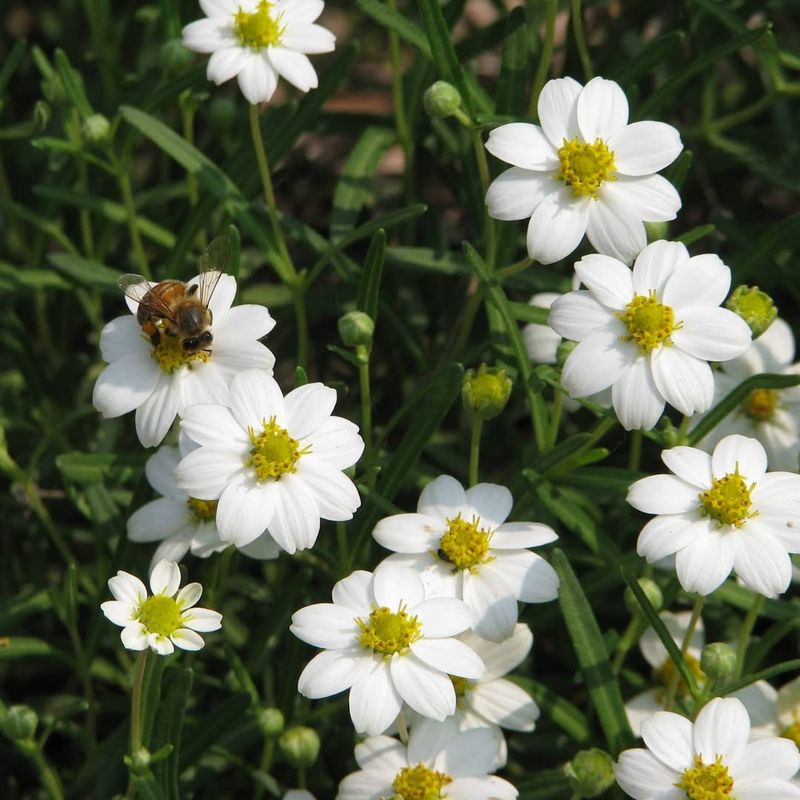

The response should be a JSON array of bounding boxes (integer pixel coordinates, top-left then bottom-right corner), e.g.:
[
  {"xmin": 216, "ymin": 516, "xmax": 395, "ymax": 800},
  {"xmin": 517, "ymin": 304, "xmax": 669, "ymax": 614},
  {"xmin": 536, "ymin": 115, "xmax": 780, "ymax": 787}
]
[{"xmin": 118, "ymin": 236, "xmax": 231, "ymax": 354}]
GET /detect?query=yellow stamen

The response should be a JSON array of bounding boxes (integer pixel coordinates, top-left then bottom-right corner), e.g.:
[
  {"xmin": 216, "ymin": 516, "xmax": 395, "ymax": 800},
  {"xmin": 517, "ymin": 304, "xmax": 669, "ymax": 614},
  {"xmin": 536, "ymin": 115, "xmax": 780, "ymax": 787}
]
[
  {"xmin": 357, "ymin": 606, "xmax": 422, "ymax": 657},
  {"xmin": 555, "ymin": 137, "xmax": 616, "ymax": 198},
  {"xmin": 188, "ymin": 497, "xmax": 218, "ymax": 523},
  {"xmin": 392, "ymin": 763, "xmax": 452, "ymax": 800},
  {"xmin": 699, "ymin": 469, "xmax": 756, "ymax": 528},
  {"xmin": 233, "ymin": 1, "xmax": 285, "ymax": 49},
  {"xmin": 676, "ymin": 755, "xmax": 734, "ymax": 800},
  {"xmin": 437, "ymin": 514, "xmax": 493, "ymax": 572},
  {"xmin": 246, "ymin": 417, "xmax": 307, "ymax": 481},
  {"xmin": 743, "ymin": 387, "xmax": 779, "ymax": 421},
  {"xmin": 150, "ymin": 334, "xmax": 209, "ymax": 374},
  {"xmin": 137, "ymin": 595, "xmax": 184, "ymax": 637},
  {"xmin": 617, "ymin": 292, "xmax": 680, "ymax": 354}
]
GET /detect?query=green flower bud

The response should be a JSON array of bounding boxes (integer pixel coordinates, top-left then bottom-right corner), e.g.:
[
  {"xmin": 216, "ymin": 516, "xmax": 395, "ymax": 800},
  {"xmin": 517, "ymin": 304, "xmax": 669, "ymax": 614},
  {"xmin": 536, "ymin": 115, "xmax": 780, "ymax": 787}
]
[
  {"xmin": 125, "ymin": 746, "xmax": 152, "ymax": 774},
  {"xmin": 279, "ymin": 726, "xmax": 320, "ymax": 769},
  {"xmin": 161, "ymin": 38, "xmax": 195, "ymax": 75},
  {"xmin": 209, "ymin": 96, "xmax": 238, "ymax": 131},
  {"xmin": 624, "ymin": 578, "xmax": 663, "ymax": 618},
  {"xmin": 701, "ymin": 642, "xmax": 737, "ymax": 684},
  {"xmin": 726, "ymin": 285, "xmax": 777, "ymax": 339},
  {"xmin": 82, "ymin": 113, "xmax": 111, "ymax": 145},
  {"xmin": 258, "ymin": 707, "xmax": 285, "ymax": 738},
  {"xmin": 555, "ymin": 339, "xmax": 576, "ymax": 368},
  {"xmin": 41, "ymin": 73, "xmax": 67, "ymax": 106},
  {"xmin": 0, "ymin": 705, "xmax": 38, "ymax": 742},
  {"xmin": 644, "ymin": 222, "xmax": 669, "ymax": 242},
  {"xmin": 564, "ymin": 748, "xmax": 615, "ymax": 798},
  {"xmin": 462, "ymin": 365, "xmax": 512, "ymax": 421},
  {"xmin": 338, "ymin": 311, "xmax": 374, "ymax": 349},
  {"xmin": 423, "ymin": 81, "xmax": 462, "ymax": 118}
]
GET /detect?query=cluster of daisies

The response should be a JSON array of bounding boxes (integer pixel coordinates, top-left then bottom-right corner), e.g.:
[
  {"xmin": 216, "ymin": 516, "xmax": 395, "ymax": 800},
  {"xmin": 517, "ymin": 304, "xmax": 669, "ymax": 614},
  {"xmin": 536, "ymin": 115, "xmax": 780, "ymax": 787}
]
[{"xmin": 90, "ymin": 1, "xmax": 800, "ymax": 798}]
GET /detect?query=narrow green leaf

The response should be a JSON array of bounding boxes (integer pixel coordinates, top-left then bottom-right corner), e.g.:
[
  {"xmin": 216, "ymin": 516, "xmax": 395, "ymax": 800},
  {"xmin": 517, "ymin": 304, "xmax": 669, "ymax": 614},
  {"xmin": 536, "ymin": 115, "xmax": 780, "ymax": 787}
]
[
  {"xmin": 552, "ymin": 549, "xmax": 632, "ymax": 754},
  {"xmin": 621, "ymin": 569, "xmax": 701, "ymax": 698},
  {"xmin": 610, "ymin": 31, "xmax": 685, "ymax": 87},
  {"xmin": 676, "ymin": 223, "xmax": 715, "ymax": 246},
  {"xmin": 664, "ymin": 150, "xmax": 693, "ymax": 191},
  {"xmin": 521, "ymin": 678, "xmax": 591, "ymax": 744},
  {"xmin": 418, "ymin": 0, "xmax": 474, "ymax": 115},
  {"xmin": 141, "ymin": 655, "xmax": 165, "ymax": 748},
  {"xmin": 53, "ymin": 48, "xmax": 94, "ymax": 118},
  {"xmin": 180, "ymin": 694, "xmax": 252, "ymax": 768},
  {"xmin": 724, "ymin": 658, "xmax": 800, "ymax": 696},
  {"xmin": 536, "ymin": 483, "xmax": 599, "ymax": 554},
  {"xmin": 0, "ymin": 637, "xmax": 64, "ymax": 661},
  {"xmin": 386, "ymin": 246, "xmax": 469, "ymax": 275},
  {"xmin": 0, "ymin": 38, "xmax": 27, "ymax": 95},
  {"xmin": 496, "ymin": 7, "xmax": 528, "ymax": 116},
  {"xmin": 331, "ymin": 127, "xmax": 396, "ymax": 243},
  {"xmin": 152, "ymin": 667, "xmax": 193, "ymax": 800},
  {"xmin": 48, "ymin": 252, "xmax": 120, "ymax": 291},
  {"xmin": 357, "ymin": 229, "xmax": 386, "ymax": 323},
  {"xmin": 715, "ymin": 582, "xmax": 799, "ymax": 621},
  {"xmin": 734, "ymin": 212, "xmax": 800, "ymax": 280},
  {"xmin": 507, "ymin": 301, "xmax": 549, "ymax": 324},
  {"xmin": 688, "ymin": 373, "xmax": 800, "ymax": 444},
  {"xmin": 0, "ymin": 263, "xmax": 71, "ymax": 292},
  {"xmin": 328, "ymin": 344, "xmax": 364, "ymax": 368},
  {"xmin": 226, "ymin": 223, "xmax": 241, "ymax": 279},
  {"xmin": 356, "ymin": 0, "xmax": 431, "ymax": 56},
  {"xmin": 0, "ymin": 591, "xmax": 52, "ymax": 628},
  {"xmin": 515, "ymin": 768, "xmax": 573, "ymax": 800}
]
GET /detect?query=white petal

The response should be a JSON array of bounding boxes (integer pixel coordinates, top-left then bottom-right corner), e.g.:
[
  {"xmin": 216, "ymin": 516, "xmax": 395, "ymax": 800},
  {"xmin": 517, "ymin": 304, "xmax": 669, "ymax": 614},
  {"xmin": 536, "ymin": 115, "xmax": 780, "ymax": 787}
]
[
  {"xmin": 354, "ymin": 734, "xmax": 408, "ymax": 771},
  {"xmin": 609, "ymin": 121, "xmax": 682, "ymax": 175},
  {"xmin": 491, "ymin": 522, "xmax": 558, "ymax": 549},
  {"xmin": 731, "ymin": 679, "xmax": 779, "ymax": 735},
  {"xmin": 614, "ymin": 749, "xmax": 680, "ymax": 800},
  {"xmin": 290, "ymin": 603, "xmax": 360, "ymax": 649},
  {"xmin": 464, "ymin": 483, "xmax": 512, "ymax": 530},
  {"xmin": 675, "ymin": 531, "xmax": 736, "ymax": 595},
  {"xmin": 661, "ymin": 446, "xmax": 713, "ymax": 489},
  {"xmin": 108, "ymin": 572, "xmax": 147, "ymax": 605},
  {"xmin": 662, "ymin": 254, "xmax": 731, "ymax": 309},
  {"xmin": 120, "ymin": 623, "xmax": 150, "ymax": 651},
  {"xmin": 673, "ymin": 307, "xmax": 752, "ymax": 362},
  {"xmin": 447, "ymin": 776, "xmax": 518, "ymax": 800},
  {"xmin": 298, "ymin": 648, "xmax": 370, "ymax": 698},
  {"xmin": 651, "ymin": 347, "xmax": 715, "ymax": 417},
  {"xmin": 337, "ymin": 770, "xmax": 394, "ymax": 800},
  {"xmin": 182, "ymin": 17, "xmax": 232, "ymax": 53},
  {"xmin": 238, "ymin": 533, "xmax": 281, "ymax": 560},
  {"xmin": 144, "ymin": 446, "xmax": 183, "ymax": 499},
  {"xmin": 693, "ymin": 697, "xmax": 750, "ymax": 764},
  {"xmin": 636, "ymin": 514, "xmax": 704, "ymax": 562},
  {"xmin": 734, "ymin": 780, "xmax": 800, "ymax": 800},
  {"xmin": 275, "ymin": 0, "xmax": 324, "ymax": 24},
  {"xmin": 612, "ymin": 356, "xmax": 665, "ymax": 431},
  {"xmin": 418, "ymin": 475, "xmax": 467, "ymax": 521},
  {"xmin": 148, "ymin": 633, "xmax": 174, "ymax": 655},
  {"xmin": 527, "ymin": 188, "xmax": 589, "ymax": 265},
  {"xmin": 469, "ymin": 678, "xmax": 539, "ymax": 731},
  {"xmin": 216, "ymin": 472, "xmax": 273, "ymax": 547},
  {"xmin": 228, "ymin": 370, "xmax": 285, "ymax": 430},
  {"xmin": 332, "ymin": 570, "xmax": 375, "ymax": 614},
  {"xmin": 176, "ymin": 447, "xmax": 246, "ymax": 500},
  {"xmin": 280, "ymin": 22, "xmax": 336, "ymax": 54},
  {"xmin": 410, "ymin": 639, "xmax": 483, "ymax": 679},
  {"xmin": 266, "ymin": 473, "xmax": 320, "ymax": 552},
  {"xmin": 372, "ymin": 513, "xmax": 442, "ymax": 554},
  {"xmin": 306, "ymin": 416, "xmax": 364, "ymax": 469},
  {"xmin": 350, "ymin": 663, "xmax": 403, "ymax": 735},
  {"xmin": 183, "ymin": 607, "xmax": 222, "ymax": 632},
  {"xmin": 485, "ymin": 167, "xmax": 558, "ymax": 221},
  {"xmin": 207, "ymin": 46, "xmax": 249, "ymax": 84},
  {"xmin": 733, "ymin": 738, "xmax": 800, "ymax": 781},
  {"xmin": 99, "ymin": 315, "xmax": 150, "ymax": 362},
  {"xmin": 464, "ymin": 623, "xmax": 533, "ymax": 681},
  {"xmin": 548, "ymin": 290, "xmax": 617, "ymax": 342},
  {"xmin": 487, "ymin": 551, "xmax": 559, "ymax": 604},
  {"xmin": 212, "ymin": 302, "xmax": 275, "ymax": 345},
  {"xmin": 574, "ymin": 253, "xmax": 634, "ymax": 309},
  {"xmin": 134, "ymin": 372, "xmax": 182, "ymax": 448},
  {"xmin": 640, "ymin": 711, "xmax": 693, "ymax": 772},
  {"xmin": 296, "ymin": 458, "xmax": 360, "ymax": 521},
  {"xmin": 101, "ymin": 600, "xmax": 136, "ymax": 627},
  {"xmin": 537, "ymin": 76, "xmax": 582, "ymax": 148},
  {"xmin": 605, "ymin": 174, "xmax": 681, "ymax": 222},
  {"xmin": 199, "ymin": 0, "xmax": 237, "ymax": 19},
  {"xmin": 179, "ymin": 404, "xmax": 248, "ymax": 449},
  {"xmin": 284, "ymin": 383, "xmax": 336, "ymax": 439},
  {"xmin": 149, "ymin": 560, "xmax": 180, "ymax": 596},
  {"xmin": 463, "ymin": 572, "xmax": 518, "ymax": 642},
  {"xmin": 92, "ymin": 352, "xmax": 159, "ymax": 418},
  {"xmin": 391, "ymin": 654, "xmax": 455, "ymax": 720},
  {"xmin": 586, "ymin": 187, "xmax": 647, "ymax": 264},
  {"xmin": 632, "ymin": 240, "xmax": 689, "ymax": 295},
  {"xmin": 627, "ymin": 474, "xmax": 700, "ymax": 515},
  {"xmin": 175, "ymin": 582, "xmax": 202, "ymax": 610},
  {"xmin": 415, "ymin": 597, "xmax": 475, "ymax": 638},
  {"xmin": 267, "ymin": 47, "xmax": 318, "ymax": 92},
  {"xmin": 128, "ymin": 498, "xmax": 190, "ymax": 543},
  {"xmin": 524, "ymin": 321, "xmax": 561, "ymax": 365},
  {"xmin": 171, "ymin": 628, "xmax": 205, "ymax": 651},
  {"xmin": 373, "ymin": 563, "xmax": 425, "ymax": 609},
  {"xmin": 712, "ymin": 434, "xmax": 768, "ymax": 482},
  {"xmin": 237, "ymin": 54, "xmax": 279, "ymax": 104},
  {"xmin": 562, "ymin": 330, "xmax": 637, "ymax": 397},
  {"xmin": 577, "ymin": 77, "xmax": 629, "ymax": 140},
  {"xmin": 438, "ymin": 728, "xmax": 504, "ymax": 777},
  {"xmin": 733, "ymin": 529, "xmax": 792, "ymax": 597},
  {"xmin": 485, "ymin": 123, "xmax": 558, "ymax": 171}
]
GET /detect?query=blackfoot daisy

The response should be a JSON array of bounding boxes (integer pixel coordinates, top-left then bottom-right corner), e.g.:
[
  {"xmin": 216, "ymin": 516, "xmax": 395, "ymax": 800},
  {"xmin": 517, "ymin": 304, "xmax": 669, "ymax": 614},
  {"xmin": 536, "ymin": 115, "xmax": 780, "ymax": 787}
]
[
  {"xmin": 372, "ymin": 475, "xmax": 559, "ymax": 642},
  {"xmin": 485, "ymin": 76, "xmax": 682, "ymax": 265},
  {"xmin": 101, "ymin": 560, "xmax": 222, "ymax": 655},
  {"xmin": 290, "ymin": 563, "xmax": 485, "ymax": 735}
]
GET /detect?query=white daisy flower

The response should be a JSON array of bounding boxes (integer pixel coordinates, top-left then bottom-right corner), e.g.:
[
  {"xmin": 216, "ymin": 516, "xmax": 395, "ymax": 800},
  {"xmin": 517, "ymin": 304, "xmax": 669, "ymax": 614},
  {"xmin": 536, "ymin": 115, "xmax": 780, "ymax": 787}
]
[
  {"xmin": 290, "ymin": 563, "xmax": 485, "ymax": 735},
  {"xmin": 625, "ymin": 611, "xmax": 705, "ymax": 736},
  {"xmin": 549, "ymin": 240, "xmax": 752, "ymax": 430},
  {"xmin": 408, "ymin": 624, "xmax": 539, "ymax": 769},
  {"xmin": 694, "ymin": 318, "xmax": 800, "ymax": 471},
  {"xmin": 176, "ymin": 369, "xmax": 363, "ymax": 554},
  {"xmin": 372, "ymin": 475, "xmax": 559, "ymax": 642},
  {"xmin": 101, "ymin": 560, "xmax": 222, "ymax": 655},
  {"xmin": 128, "ymin": 442, "xmax": 280, "ymax": 566},
  {"xmin": 284, "ymin": 792, "xmax": 316, "ymax": 800},
  {"xmin": 615, "ymin": 696, "xmax": 800, "ymax": 800},
  {"xmin": 524, "ymin": 292, "xmax": 565, "ymax": 365},
  {"xmin": 738, "ymin": 676, "xmax": 800, "ymax": 753},
  {"xmin": 93, "ymin": 273, "xmax": 275, "ymax": 448},
  {"xmin": 182, "ymin": 0, "xmax": 336, "ymax": 105},
  {"xmin": 485, "ymin": 76, "xmax": 682, "ymax": 265},
  {"xmin": 336, "ymin": 727, "xmax": 518, "ymax": 800},
  {"xmin": 628, "ymin": 434, "xmax": 800, "ymax": 596}
]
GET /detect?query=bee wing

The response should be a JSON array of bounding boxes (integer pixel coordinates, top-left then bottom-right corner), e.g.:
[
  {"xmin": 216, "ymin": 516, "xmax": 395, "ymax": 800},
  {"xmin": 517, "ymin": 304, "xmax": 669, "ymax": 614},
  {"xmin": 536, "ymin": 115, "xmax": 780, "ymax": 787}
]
[
  {"xmin": 118, "ymin": 274, "xmax": 175, "ymax": 320},
  {"xmin": 196, "ymin": 235, "xmax": 231, "ymax": 307}
]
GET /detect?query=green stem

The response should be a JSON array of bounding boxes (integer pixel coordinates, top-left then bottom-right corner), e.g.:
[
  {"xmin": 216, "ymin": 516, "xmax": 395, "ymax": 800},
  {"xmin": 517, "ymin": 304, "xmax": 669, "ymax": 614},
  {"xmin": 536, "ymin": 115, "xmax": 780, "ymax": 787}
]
[
  {"xmin": 570, "ymin": 0, "xmax": 593, "ymax": 81},
  {"xmin": 628, "ymin": 430, "xmax": 643, "ymax": 472},
  {"xmin": 358, "ymin": 352, "xmax": 373, "ymax": 462},
  {"xmin": 117, "ymin": 168, "xmax": 151, "ymax": 279},
  {"xmin": 734, "ymin": 594, "xmax": 765, "ymax": 681},
  {"xmin": 547, "ymin": 388, "xmax": 564, "ymax": 450},
  {"xmin": 529, "ymin": 0, "xmax": 558, "ymax": 116},
  {"xmin": 130, "ymin": 649, "xmax": 148, "ymax": 755},
  {"xmin": 664, "ymin": 595, "xmax": 704, "ymax": 711},
  {"xmin": 31, "ymin": 749, "xmax": 65, "ymax": 800},
  {"xmin": 496, "ymin": 256, "xmax": 533, "ymax": 280},
  {"xmin": 612, "ymin": 618, "xmax": 641, "ymax": 675},
  {"xmin": 468, "ymin": 417, "xmax": 483, "ymax": 487}
]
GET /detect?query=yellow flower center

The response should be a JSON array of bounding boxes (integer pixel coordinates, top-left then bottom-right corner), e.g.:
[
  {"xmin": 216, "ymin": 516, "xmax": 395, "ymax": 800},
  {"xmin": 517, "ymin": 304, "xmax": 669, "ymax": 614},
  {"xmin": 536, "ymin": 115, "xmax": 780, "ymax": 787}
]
[
  {"xmin": 699, "ymin": 470, "xmax": 755, "ymax": 528},
  {"xmin": 781, "ymin": 720, "xmax": 800, "ymax": 747},
  {"xmin": 357, "ymin": 606, "xmax": 422, "ymax": 657},
  {"xmin": 187, "ymin": 497, "xmax": 218, "ymax": 523},
  {"xmin": 743, "ymin": 388, "xmax": 779, "ymax": 421},
  {"xmin": 437, "ymin": 514, "xmax": 493, "ymax": 571},
  {"xmin": 676, "ymin": 756, "xmax": 734, "ymax": 800},
  {"xmin": 655, "ymin": 654, "xmax": 705, "ymax": 699},
  {"xmin": 450, "ymin": 675, "xmax": 471, "ymax": 698},
  {"xmin": 617, "ymin": 292, "xmax": 680, "ymax": 354},
  {"xmin": 555, "ymin": 137, "xmax": 617, "ymax": 198},
  {"xmin": 137, "ymin": 595, "xmax": 184, "ymax": 638},
  {"xmin": 233, "ymin": 1, "xmax": 285, "ymax": 49},
  {"xmin": 246, "ymin": 417, "xmax": 306, "ymax": 481},
  {"xmin": 150, "ymin": 333, "xmax": 209, "ymax": 374},
  {"xmin": 392, "ymin": 763, "xmax": 452, "ymax": 800}
]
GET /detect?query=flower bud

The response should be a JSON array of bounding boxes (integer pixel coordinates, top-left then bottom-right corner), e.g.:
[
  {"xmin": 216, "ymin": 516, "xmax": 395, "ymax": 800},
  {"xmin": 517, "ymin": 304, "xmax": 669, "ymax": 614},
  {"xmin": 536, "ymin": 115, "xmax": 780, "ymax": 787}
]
[
  {"xmin": 338, "ymin": 311, "xmax": 374, "ymax": 349},
  {"xmin": 161, "ymin": 38, "xmax": 195, "ymax": 75},
  {"xmin": 210, "ymin": 96, "xmax": 237, "ymax": 131},
  {"xmin": 82, "ymin": 113, "xmax": 111, "ymax": 145},
  {"xmin": 555, "ymin": 339, "xmax": 576, "ymax": 368},
  {"xmin": 423, "ymin": 81, "xmax": 462, "ymax": 118},
  {"xmin": 279, "ymin": 726, "xmax": 320, "ymax": 769},
  {"xmin": 462, "ymin": 365, "xmax": 512, "ymax": 421},
  {"xmin": 0, "ymin": 705, "xmax": 37, "ymax": 742},
  {"xmin": 41, "ymin": 73, "xmax": 67, "ymax": 106},
  {"xmin": 701, "ymin": 642, "xmax": 737, "ymax": 684},
  {"xmin": 564, "ymin": 748, "xmax": 615, "ymax": 798},
  {"xmin": 258, "ymin": 707, "xmax": 285, "ymax": 737},
  {"xmin": 624, "ymin": 578, "xmax": 663, "ymax": 618},
  {"xmin": 726, "ymin": 285, "xmax": 777, "ymax": 338}
]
